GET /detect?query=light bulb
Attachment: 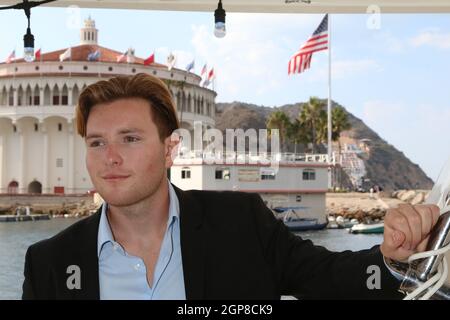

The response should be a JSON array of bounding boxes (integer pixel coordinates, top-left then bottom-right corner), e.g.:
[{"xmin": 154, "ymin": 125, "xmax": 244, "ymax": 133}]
[
  {"xmin": 214, "ymin": 22, "xmax": 226, "ymax": 38},
  {"xmin": 214, "ymin": 0, "xmax": 226, "ymax": 38},
  {"xmin": 23, "ymin": 28, "xmax": 35, "ymax": 62}
]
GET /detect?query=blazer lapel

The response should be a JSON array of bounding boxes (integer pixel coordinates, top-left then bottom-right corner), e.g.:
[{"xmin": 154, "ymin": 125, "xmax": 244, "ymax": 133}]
[
  {"xmin": 69, "ymin": 209, "xmax": 101, "ymax": 299},
  {"xmin": 173, "ymin": 185, "xmax": 206, "ymax": 300}
]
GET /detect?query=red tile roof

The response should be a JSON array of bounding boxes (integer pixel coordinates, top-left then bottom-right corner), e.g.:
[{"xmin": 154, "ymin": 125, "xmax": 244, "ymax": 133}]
[{"xmin": 7, "ymin": 44, "xmax": 166, "ymax": 68}]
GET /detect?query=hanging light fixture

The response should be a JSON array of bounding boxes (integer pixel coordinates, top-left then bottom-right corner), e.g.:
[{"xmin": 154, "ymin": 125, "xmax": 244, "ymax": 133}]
[
  {"xmin": 214, "ymin": 0, "xmax": 226, "ymax": 38},
  {"xmin": 0, "ymin": 0, "xmax": 57, "ymax": 62},
  {"xmin": 23, "ymin": 13, "xmax": 35, "ymax": 62}
]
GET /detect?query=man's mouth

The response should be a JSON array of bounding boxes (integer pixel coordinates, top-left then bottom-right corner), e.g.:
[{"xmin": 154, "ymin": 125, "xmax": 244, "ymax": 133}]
[{"xmin": 102, "ymin": 174, "xmax": 131, "ymax": 181}]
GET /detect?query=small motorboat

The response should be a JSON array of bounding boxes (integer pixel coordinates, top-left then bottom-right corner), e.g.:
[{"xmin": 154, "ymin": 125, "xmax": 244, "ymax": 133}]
[
  {"xmin": 275, "ymin": 207, "xmax": 328, "ymax": 231},
  {"xmin": 349, "ymin": 222, "xmax": 384, "ymax": 234}
]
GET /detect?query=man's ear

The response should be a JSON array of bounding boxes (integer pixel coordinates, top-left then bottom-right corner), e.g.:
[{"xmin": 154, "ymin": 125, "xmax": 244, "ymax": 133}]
[{"xmin": 165, "ymin": 132, "xmax": 180, "ymax": 168}]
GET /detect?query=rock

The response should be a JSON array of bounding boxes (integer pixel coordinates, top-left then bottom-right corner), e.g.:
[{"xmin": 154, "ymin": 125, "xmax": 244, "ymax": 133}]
[
  {"xmin": 396, "ymin": 190, "xmax": 406, "ymax": 200},
  {"xmin": 391, "ymin": 190, "xmax": 400, "ymax": 198},
  {"xmin": 399, "ymin": 190, "xmax": 416, "ymax": 202},
  {"xmin": 410, "ymin": 192, "xmax": 425, "ymax": 205},
  {"xmin": 354, "ymin": 210, "xmax": 366, "ymax": 221}
]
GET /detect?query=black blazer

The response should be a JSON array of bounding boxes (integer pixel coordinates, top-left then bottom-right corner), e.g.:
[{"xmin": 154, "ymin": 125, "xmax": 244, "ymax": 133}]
[{"xmin": 22, "ymin": 185, "xmax": 404, "ymax": 299}]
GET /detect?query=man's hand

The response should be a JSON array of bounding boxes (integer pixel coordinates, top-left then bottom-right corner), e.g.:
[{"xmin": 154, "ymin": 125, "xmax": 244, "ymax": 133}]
[{"xmin": 381, "ymin": 204, "xmax": 440, "ymax": 261}]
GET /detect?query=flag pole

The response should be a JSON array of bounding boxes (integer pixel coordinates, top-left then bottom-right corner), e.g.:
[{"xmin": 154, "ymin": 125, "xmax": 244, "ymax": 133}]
[
  {"xmin": 327, "ymin": 13, "xmax": 333, "ymax": 190},
  {"xmin": 69, "ymin": 48, "xmax": 72, "ymax": 79}
]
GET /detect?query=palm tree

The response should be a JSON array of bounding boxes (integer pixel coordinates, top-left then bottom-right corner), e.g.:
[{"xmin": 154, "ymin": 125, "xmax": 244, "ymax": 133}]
[
  {"xmin": 266, "ymin": 110, "xmax": 291, "ymax": 152},
  {"xmin": 314, "ymin": 104, "xmax": 351, "ymax": 155},
  {"xmin": 287, "ymin": 119, "xmax": 310, "ymax": 154},
  {"xmin": 298, "ymin": 97, "xmax": 326, "ymax": 153},
  {"xmin": 331, "ymin": 106, "xmax": 351, "ymax": 154}
]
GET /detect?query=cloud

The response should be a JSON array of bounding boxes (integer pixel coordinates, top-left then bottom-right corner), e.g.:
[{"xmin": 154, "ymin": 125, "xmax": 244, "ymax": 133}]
[
  {"xmin": 377, "ymin": 32, "xmax": 405, "ymax": 53},
  {"xmin": 304, "ymin": 58, "xmax": 382, "ymax": 82},
  {"xmin": 189, "ymin": 13, "xmax": 383, "ymax": 102},
  {"xmin": 362, "ymin": 100, "xmax": 450, "ymax": 180},
  {"xmin": 410, "ymin": 28, "xmax": 450, "ymax": 49},
  {"xmin": 190, "ymin": 16, "xmax": 289, "ymax": 102}
]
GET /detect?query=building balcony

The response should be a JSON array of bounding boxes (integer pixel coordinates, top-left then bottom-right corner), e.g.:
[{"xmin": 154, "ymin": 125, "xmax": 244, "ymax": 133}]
[{"xmin": 0, "ymin": 105, "xmax": 75, "ymax": 121}]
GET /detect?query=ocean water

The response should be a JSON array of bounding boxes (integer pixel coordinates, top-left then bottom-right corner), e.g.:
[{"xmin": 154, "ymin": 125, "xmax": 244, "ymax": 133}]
[{"xmin": 0, "ymin": 218, "xmax": 383, "ymax": 300}]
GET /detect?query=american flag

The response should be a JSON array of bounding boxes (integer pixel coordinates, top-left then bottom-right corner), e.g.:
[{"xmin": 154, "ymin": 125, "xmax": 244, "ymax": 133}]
[
  {"xmin": 288, "ymin": 14, "xmax": 328, "ymax": 75},
  {"xmin": 5, "ymin": 50, "xmax": 15, "ymax": 64},
  {"xmin": 200, "ymin": 64, "xmax": 207, "ymax": 77}
]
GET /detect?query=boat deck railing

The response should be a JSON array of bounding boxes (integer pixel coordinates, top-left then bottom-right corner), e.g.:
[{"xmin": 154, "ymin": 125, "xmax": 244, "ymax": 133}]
[{"xmin": 175, "ymin": 151, "xmax": 338, "ymax": 164}]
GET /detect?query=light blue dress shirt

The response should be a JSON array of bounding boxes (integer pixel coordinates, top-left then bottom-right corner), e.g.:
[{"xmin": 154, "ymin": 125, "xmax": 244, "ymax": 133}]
[{"xmin": 97, "ymin": 183, "xmax": 186, "ymax": 300}]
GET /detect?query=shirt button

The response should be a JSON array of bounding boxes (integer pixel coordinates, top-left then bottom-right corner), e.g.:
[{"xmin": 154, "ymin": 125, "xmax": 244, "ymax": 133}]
[{"xmin": 134, "ymin": 263, "xmax": 141, "ymax": 270}]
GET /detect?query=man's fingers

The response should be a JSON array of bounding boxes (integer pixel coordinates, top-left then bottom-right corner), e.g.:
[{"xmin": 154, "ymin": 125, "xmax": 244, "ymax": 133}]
[
  {"xmin": 430, "ymin": 205, "xmax": 441, "ymax": 227},
  {"xmin": 384, "ymin": 225, "xmax": 405, "ymax": 248},
  {"xmin": 386, "ymin": 208, "xmax": 413, "ymax": 249},
  {"xmin": 399, "ymin": 204, "xmax": 423, "ymax": 250}
]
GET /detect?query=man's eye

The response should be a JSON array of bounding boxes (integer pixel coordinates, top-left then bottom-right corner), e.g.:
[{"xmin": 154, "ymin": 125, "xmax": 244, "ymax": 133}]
[
  {"xmin": 124, "ymin": 136, "xmax": 140, "ymax": 143},
  {"xmin": 89, "ymin": 140, "xmax": 104, "ymax": 147}
]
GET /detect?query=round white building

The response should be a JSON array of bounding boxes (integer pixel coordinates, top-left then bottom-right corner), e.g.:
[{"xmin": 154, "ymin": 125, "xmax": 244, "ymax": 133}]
[{"xmin": 0, "ymin": 17, "xmax": 216, "ymax": 194}]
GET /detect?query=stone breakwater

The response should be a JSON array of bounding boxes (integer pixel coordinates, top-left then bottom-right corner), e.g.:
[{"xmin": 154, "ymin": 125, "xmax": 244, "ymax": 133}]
[
  {"xmin": 326, "ymin": 190, "xmax": 430, "ymax": 221},
  {"xmin": 0, "ymin": 194, "xmax": 102, "ymax": 218}
]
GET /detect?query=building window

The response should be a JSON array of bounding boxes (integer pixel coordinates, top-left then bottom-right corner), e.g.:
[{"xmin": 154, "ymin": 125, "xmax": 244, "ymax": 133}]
[
  {"xmin": 53, "ymin": 95, "xmax": 60, "ymax": 105},
  {"xmin": 296, "ymin": 195, "xmax": 302, "ymax": 202},
  {"xmin": 302, "ymin": 169, "xmax": 316, "ymax": 181},
  {"xmin": 56, "ymin": 158, "xmax": 63, "ymax": 168},
  {"xmin": 13, "ymin": 125, "xmax": 16, "ymax": 133},
  {"xmin": 35, "ymin": 66, "xmax": 39, "ymax": 71},
  {"xmin": 261, "ymin": 168, "xmax": 276, "ymax": 180},
  {"xmin": 83, "ymin": 66, "xmax": 88, "ymax": 70},
  {"xmin": 58, "ymin": 123, "xmax": 62, "ymax": 131},
  {"xmin": 61, "ymin": 95, "xmax": 68, "ymax": 105},
  {"xmin": 152, "ymin": 70, "xmax": 157, "ymax": 75},
  {"xmin": 58, "ymin": 65, "xmax": 63, "ymax": 70},
  {"xmin": 215, "ymin": 168, "xmax": 230, "ymax": 180},
  {"xmin": 33, "ymin": 95, "xmax": 40, "ymax": 105},
  {"xmin": 9, "ymin": 95, "xmax": 13, "ymax": 106},
  {"xmin": 132, "ymin": 68, "xmax": 136, "ymax": 73},
  {"xmin": 34, "ymin": 123, "xmax": 38, "ymax": 132},
  {"xmin": 181, "ymin": 167, "xmax": 191, "ymax": 179},
  {"xmin": 108, "ymin": 66, "xmax": 113, "ymax": 72}
]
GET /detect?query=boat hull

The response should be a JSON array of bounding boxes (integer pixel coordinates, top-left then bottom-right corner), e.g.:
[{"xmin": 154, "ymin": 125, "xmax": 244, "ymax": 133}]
[
  {"xmin": 286, "ymin": 221, "xmax": 328, "ymax": 232},
  {"xmin": 350, "ymin": 223, "xmax": 384, "ymax": 234}
]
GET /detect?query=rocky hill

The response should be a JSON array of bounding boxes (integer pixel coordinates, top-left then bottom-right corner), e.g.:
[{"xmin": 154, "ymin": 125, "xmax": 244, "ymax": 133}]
[{"xmin": 215, "ymin": 101, "xmax": 434, "ymax": 191}]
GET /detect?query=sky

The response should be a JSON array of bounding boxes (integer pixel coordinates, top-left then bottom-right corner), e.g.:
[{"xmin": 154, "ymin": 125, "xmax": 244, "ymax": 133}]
[{"xmin": 0, "ymin": 6, "xmax": 449, "ymax": 182}]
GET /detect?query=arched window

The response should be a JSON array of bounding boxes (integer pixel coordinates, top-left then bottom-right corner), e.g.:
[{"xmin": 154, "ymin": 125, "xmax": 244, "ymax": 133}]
[
  {"xmin": 52, "ymin": 84, "xmax": 60, "ymax": 105},
  {"xmin": 7, "ymin": 181, "xmax": 19, "ymax": 194},
  {"xmin": 28, "ymin": 180, "xmax": 42, "ymax": 194},
  {"xmin": 33, "ymin": 84, "xmax": 40, "ymax": 105}
]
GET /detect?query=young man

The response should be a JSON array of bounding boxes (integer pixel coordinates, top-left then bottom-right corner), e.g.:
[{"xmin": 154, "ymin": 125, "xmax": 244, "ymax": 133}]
[{"xmin": 22, "ymin": 73, "xmax": 440, "ymax": 299}]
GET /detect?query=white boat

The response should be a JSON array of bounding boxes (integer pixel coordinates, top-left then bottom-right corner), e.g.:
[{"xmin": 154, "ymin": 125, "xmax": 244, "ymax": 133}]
[{"xmin": 350, "ymin": 222, "xmax": 384, "ymax": 234}]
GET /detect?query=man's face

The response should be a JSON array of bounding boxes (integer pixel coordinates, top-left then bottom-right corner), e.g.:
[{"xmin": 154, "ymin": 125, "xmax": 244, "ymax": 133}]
[{"xmin": 85, "ymin": 98, "xmax": 176, "ymax": 207}]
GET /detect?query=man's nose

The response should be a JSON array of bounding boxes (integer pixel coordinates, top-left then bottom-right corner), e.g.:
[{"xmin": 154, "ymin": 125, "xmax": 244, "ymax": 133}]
[{"xmin": 105, "ymin": 143, "xmax": 123, "ymax": 166}]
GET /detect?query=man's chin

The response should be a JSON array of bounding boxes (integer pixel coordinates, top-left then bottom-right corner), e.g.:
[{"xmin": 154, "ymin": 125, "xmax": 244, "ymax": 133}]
[{"xmin": 96, "ymin": 188, "xmax": 133, "ymax": 206}]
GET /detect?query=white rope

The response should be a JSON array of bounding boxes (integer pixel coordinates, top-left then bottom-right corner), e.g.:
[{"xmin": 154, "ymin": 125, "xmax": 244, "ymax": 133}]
[{"xmin": 403, "ymin": 242, "xmax": 450, "ymax": 300}]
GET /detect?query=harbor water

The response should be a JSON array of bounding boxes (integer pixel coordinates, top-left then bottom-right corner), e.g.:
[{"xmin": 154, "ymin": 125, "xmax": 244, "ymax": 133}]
[{"xmin": 0, "ymin": 218, "xmax": 383, "ymax": 300}]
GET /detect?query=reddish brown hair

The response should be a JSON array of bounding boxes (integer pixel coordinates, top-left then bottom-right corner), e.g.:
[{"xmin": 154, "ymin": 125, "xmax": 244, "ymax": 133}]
[{"xmin": 76, "ymin": 73, "xmax": 179, "ymax": 141}]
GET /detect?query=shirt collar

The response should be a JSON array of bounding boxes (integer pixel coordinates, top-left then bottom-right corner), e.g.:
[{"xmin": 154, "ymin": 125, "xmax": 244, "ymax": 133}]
[{"xmin": 97, "ymin": 181, "xmax": 180, "ymax": 257}]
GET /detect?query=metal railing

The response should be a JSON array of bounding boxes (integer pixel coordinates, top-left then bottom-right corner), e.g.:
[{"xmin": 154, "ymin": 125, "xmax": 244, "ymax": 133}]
[{"xmin": 175, "ymin": 151, "xmax": 337, "ymax": 164}]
